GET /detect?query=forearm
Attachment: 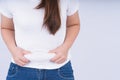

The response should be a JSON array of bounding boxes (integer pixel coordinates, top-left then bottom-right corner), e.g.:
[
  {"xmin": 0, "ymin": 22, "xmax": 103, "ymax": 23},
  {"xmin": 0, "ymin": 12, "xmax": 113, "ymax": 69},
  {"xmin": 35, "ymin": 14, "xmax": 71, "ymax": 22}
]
[
  {"xmin": 1, "ymin": 29, "xmax": 17, "ymax": 53},
  {"xmin": 62, "ymin": 25, "xmax": 80, "ymax": 50}
]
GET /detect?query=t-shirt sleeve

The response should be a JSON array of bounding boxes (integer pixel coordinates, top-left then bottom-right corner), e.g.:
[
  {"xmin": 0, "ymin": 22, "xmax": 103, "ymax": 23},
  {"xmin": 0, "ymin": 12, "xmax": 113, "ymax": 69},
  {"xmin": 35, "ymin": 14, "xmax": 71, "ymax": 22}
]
[
  {"xmin": 0, "ymin": 1, "xmax": 13, "ymax": 18},
  {"xmin": 67, "ymin": 0, "xmax": 80, "ymax": 16}
]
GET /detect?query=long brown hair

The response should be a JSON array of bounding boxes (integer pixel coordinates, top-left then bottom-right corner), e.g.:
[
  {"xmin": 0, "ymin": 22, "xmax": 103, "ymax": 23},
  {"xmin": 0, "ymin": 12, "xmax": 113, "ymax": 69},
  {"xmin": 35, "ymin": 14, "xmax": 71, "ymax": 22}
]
[{"xmin": 36, "ymin": 0, "xmax": 61, "ymax": 35}]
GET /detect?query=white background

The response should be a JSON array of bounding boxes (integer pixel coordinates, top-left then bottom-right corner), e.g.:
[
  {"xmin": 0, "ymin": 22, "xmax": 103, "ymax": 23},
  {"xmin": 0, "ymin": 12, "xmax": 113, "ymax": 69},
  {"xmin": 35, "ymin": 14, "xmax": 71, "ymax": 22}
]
[{"xmin": 0, "ymin": 1, "xmax": 120, "ymax": 80}]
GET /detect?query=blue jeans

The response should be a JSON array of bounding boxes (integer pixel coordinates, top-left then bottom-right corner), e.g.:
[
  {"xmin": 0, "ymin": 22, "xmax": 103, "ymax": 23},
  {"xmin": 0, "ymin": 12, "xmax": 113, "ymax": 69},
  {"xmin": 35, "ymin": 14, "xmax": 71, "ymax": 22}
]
[{"xmin": 6, "ymin": 61, "xmax": 74, "ymax": 80}]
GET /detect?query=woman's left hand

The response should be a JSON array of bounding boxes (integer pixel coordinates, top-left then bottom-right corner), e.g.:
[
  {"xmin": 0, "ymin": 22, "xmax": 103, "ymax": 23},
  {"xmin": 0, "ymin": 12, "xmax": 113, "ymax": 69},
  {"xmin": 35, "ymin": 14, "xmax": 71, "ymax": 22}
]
[{"xmin": 48, "ymin": 44, "xmax": 69, "ymax": 64}]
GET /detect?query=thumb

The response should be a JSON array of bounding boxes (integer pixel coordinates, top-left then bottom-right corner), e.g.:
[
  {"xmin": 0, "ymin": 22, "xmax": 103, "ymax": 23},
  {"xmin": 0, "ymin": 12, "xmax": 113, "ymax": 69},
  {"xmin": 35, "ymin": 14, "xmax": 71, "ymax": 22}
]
[
  {"xmin": 48, "ymin": 49, "xmax": 56, "ymax": 53},
  {"xmin": 23, "ymin": 50, "xmax": 31, "ymax": 54}
]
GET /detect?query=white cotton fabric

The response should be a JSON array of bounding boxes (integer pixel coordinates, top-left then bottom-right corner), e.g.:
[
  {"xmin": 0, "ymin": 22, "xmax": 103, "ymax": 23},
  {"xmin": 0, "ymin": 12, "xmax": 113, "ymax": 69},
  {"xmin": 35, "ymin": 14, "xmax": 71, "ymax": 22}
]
[{"xmin": 0, "ymin": 0, "xmax": 79, "ymax": 69}]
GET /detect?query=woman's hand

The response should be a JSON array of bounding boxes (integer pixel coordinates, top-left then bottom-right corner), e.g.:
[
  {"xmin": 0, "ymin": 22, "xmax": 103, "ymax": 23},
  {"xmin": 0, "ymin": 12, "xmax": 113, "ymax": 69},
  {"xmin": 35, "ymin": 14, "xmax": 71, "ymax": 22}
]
[
  {"xmin": 48, "ymin": 44, "xmax": 69, "ymax": 64},
  {"xmin": 11, "ymin": 47, "xmax": 31, "ymax": 66}
]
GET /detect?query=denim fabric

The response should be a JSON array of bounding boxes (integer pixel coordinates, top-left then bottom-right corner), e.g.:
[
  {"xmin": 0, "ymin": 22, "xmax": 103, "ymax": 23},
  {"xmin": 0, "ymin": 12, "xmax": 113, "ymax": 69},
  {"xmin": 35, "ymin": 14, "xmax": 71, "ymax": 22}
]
[{"xmin": 6, "ymin": 61, "xmax": 74, "ymax": 80}]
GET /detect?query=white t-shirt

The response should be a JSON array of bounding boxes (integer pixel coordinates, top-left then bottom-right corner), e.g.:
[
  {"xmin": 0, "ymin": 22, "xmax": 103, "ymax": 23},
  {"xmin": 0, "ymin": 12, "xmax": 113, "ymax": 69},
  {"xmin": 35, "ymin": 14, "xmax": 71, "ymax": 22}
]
[{"xmin": 0, "ymin": 0, "xmax": 79, "ymax": 69}]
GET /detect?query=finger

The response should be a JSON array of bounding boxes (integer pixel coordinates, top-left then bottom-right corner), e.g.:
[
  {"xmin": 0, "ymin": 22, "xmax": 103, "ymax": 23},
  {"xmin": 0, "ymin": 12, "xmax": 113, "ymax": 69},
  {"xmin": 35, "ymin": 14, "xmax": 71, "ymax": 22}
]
[
  {"xmin": 22, "ymin": 50, "xmax": 31, "ymax": 54},
  {"xmin": 20, "ymin": 57, "xmax": 30, "ymax": 63},
  {"xmin": 56, "ymin": 58, "xmax": 66, "ymax": 64},
  {"xmin": 55, "ymin": 57, "xmax": 63, "ymax": 63},
  {"xmin": 16, "ymin": 59, "xmax": 26, "ymax": 66},
  {"xmin": 48, "ymin": 49, "xmax": 56, "ymax": 53},
  {"xmin": 50, "ymin": 55, "xmax": 60, "ymax": 62},
  {"xmin": 21, "ymin": 57, "xmax": 30, "ymax": 63}
]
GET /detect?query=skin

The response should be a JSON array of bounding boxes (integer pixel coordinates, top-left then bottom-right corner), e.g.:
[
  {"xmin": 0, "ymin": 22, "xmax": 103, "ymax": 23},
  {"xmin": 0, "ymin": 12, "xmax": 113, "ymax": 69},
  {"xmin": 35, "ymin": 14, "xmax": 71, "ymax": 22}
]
[{"xmin": 0, "ymin": 11, "xmax": 80, "ymax": 66}]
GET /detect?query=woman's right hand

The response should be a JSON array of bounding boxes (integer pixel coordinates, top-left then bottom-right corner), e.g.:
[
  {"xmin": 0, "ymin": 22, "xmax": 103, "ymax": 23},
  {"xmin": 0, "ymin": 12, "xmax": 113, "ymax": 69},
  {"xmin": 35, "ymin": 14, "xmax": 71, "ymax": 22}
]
[{"xmin": 11, "ymin": 47, "xmax": 31, "ymax": 66}]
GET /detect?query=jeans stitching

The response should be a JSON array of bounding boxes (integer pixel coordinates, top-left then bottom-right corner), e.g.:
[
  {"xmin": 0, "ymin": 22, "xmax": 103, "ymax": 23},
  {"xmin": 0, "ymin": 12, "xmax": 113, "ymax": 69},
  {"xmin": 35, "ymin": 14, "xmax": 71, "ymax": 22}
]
[
  {"xmin": 57, "ymin": 69, "xmax": 74, "ymax": 80},
  {"xmin": 44, "ymin": 70, "xmax": 46, "ymax": 80},
  {"xmin": 7, "ymin": 63, "xmax": 19, "ymax": 77}
]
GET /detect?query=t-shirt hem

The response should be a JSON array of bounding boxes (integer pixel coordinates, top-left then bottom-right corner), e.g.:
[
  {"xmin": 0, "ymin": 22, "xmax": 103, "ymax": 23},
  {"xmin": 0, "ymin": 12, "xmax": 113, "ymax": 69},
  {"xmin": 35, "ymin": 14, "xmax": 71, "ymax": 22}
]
[{"xmin": 11, "ymin": 56, "xmax": 71, "ymax": 69}]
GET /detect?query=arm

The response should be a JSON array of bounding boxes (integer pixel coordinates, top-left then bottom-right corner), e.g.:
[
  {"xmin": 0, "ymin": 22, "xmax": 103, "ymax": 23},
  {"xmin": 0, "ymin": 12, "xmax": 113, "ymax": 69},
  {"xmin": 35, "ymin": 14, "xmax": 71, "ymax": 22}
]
[
  {"xmin": 1, "ymin": 15, "xmax": 30, "ymax": 66},
  {"xmin": 49, "ymin": 12, "xmax": 80, "ymax": 64},
  {"xmin": 62, "ymin": 11, "xmax": 80, "ymax": 50},
  {"xmin": 1, "ymin": 15, "xmax": 16, "ymax": 52}
]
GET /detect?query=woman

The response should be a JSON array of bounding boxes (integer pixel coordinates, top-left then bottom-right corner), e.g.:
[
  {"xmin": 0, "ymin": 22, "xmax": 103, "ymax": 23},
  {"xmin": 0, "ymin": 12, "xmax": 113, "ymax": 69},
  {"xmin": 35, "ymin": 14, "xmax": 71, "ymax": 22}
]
[{"xmin": 0, "ymin": 0, "xmax": 80, "ymax": 80}]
